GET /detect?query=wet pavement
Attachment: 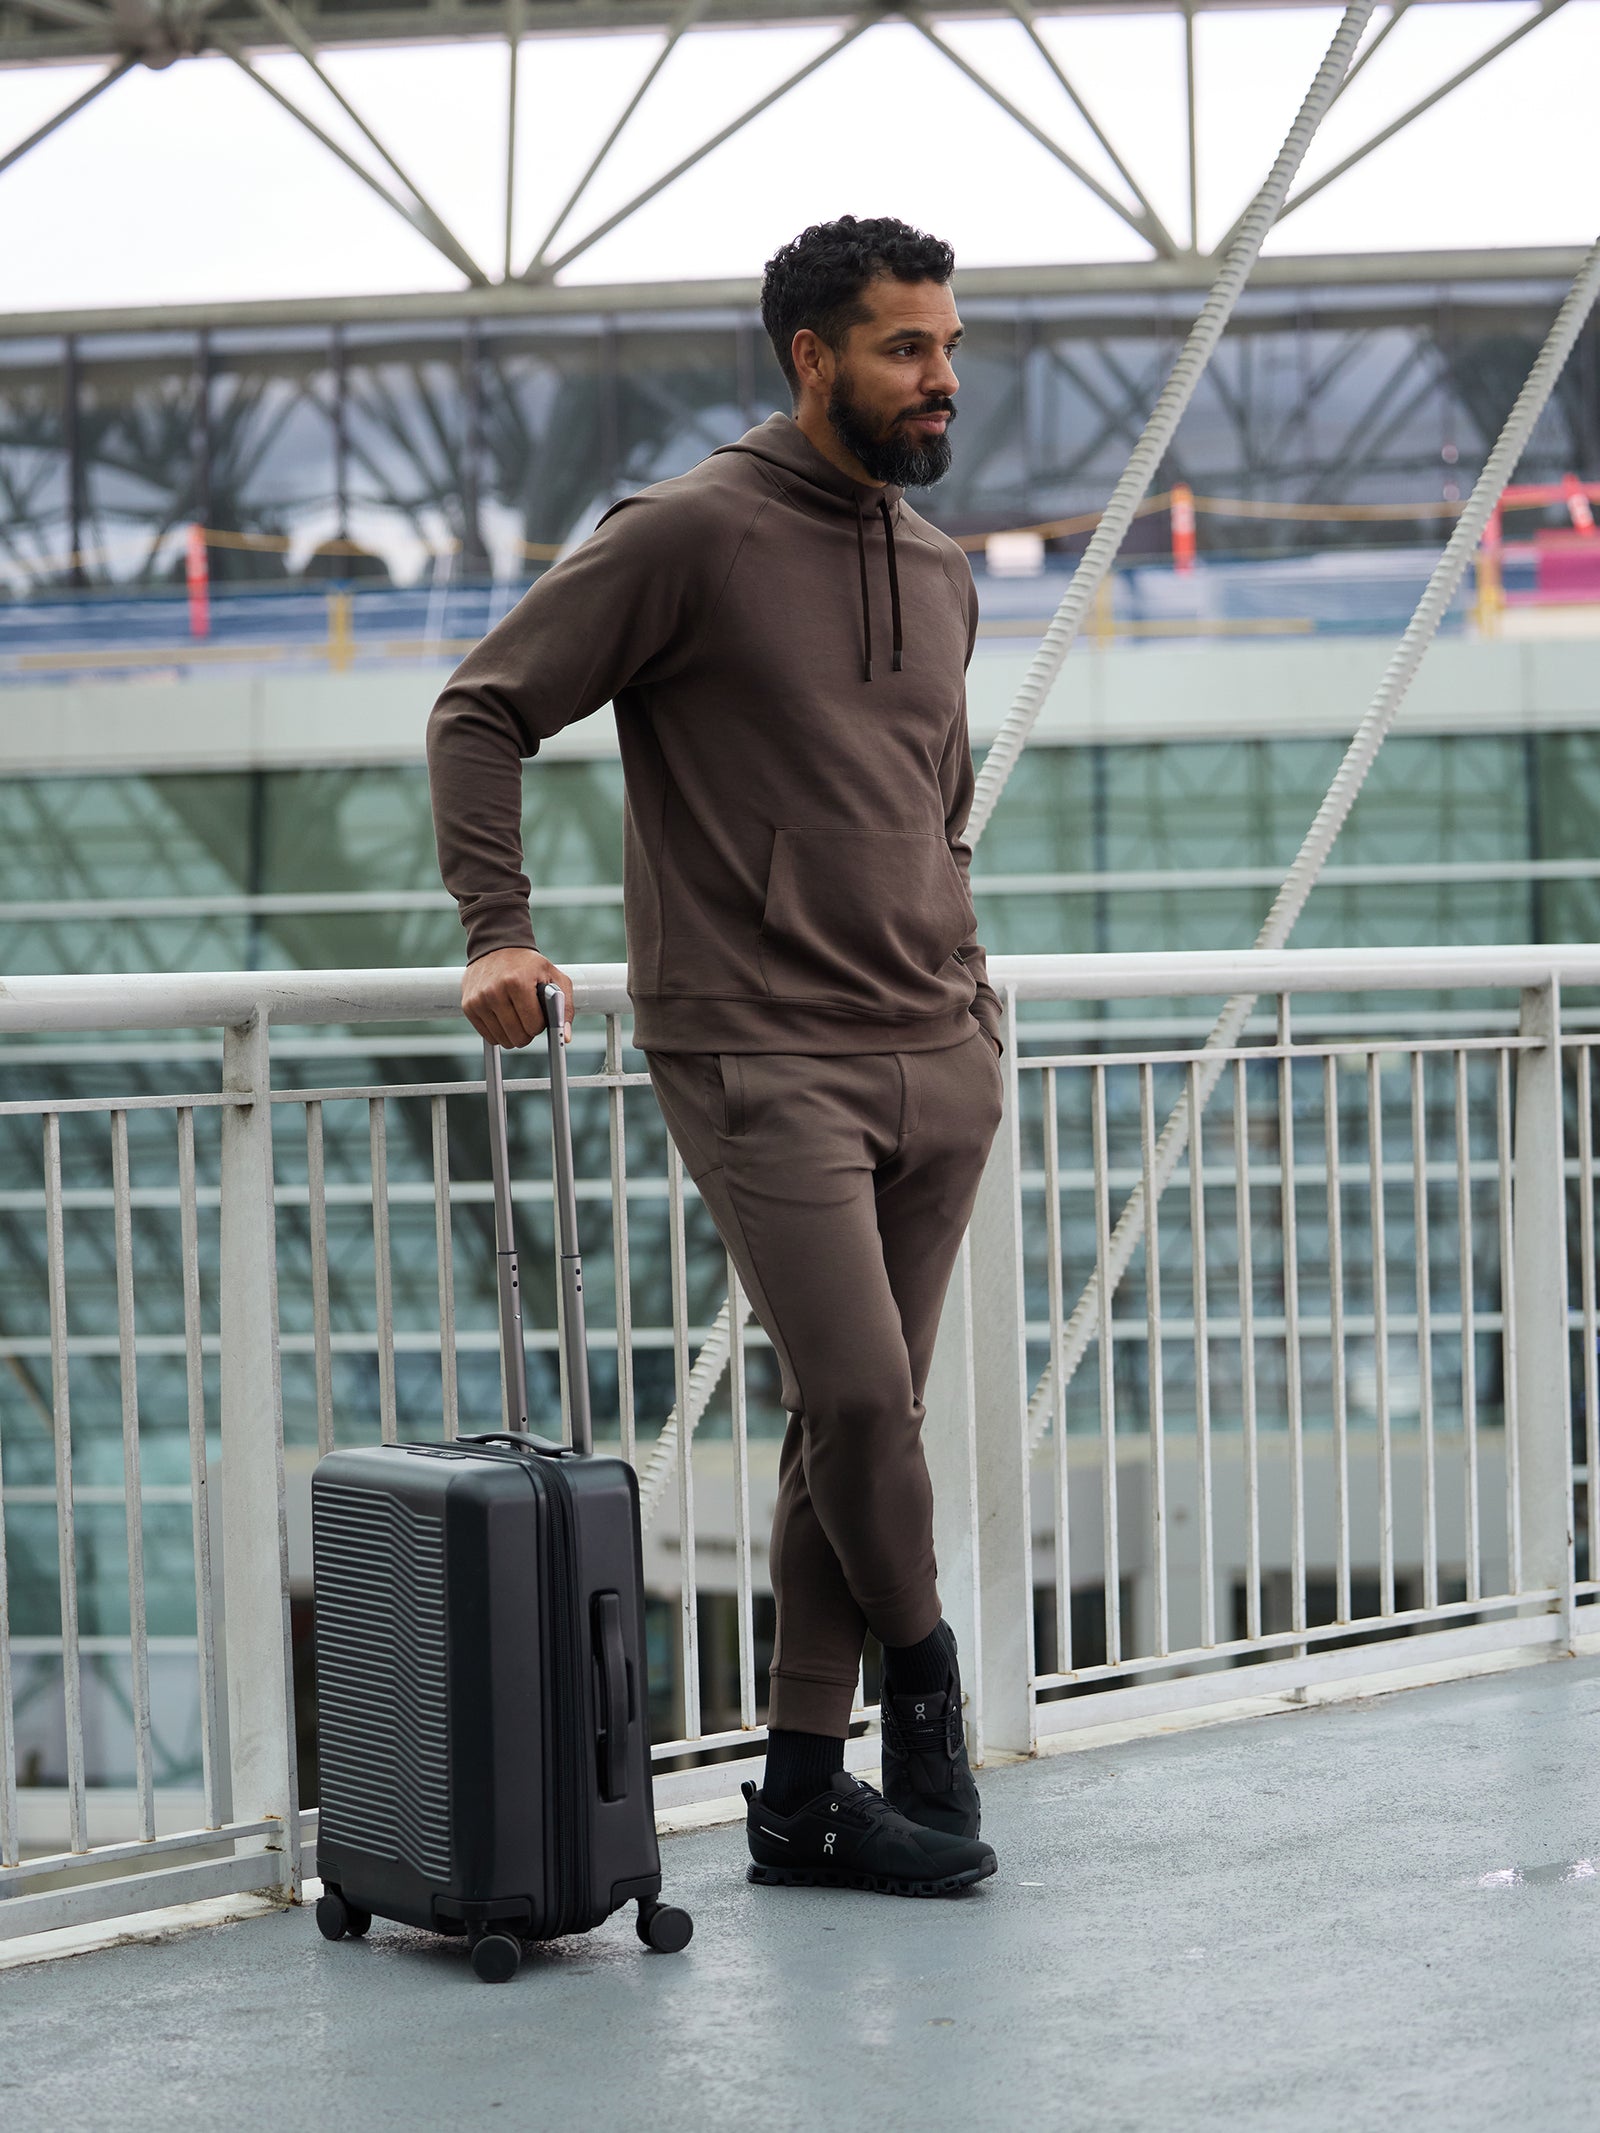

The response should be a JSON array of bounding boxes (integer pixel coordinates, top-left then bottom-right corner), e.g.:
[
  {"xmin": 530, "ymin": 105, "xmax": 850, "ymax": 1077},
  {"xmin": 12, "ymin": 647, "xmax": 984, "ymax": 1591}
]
[{"xmin": 4, "ymin": 1655, "xmax": 1596, "ymax": 2133}]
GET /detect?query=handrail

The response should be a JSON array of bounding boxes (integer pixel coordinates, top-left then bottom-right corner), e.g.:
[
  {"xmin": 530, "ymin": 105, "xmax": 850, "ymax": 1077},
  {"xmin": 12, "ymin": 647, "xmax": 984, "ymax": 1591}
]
[
  {"xmin": 2, "ymin": 940, "xmax": 1592, "ymax": 1928},
  {"xmin": 5, "ymin": 945, "xmax": 1600, "ymax": 1035},
  {"xmin": 0, "ymin": 963, "xmax": 628, "ymax": 1033},
  {"xmin": 997, "ymin": 944, "xmax": 1600, "ymax": 999}
]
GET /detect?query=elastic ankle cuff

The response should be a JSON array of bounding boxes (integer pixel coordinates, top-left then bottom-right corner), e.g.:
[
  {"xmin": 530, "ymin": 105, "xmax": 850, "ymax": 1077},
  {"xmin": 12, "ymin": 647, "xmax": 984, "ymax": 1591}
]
[{"xmin": 767, "ymin": 1668, "xmax": 858, "ymax": 1738}]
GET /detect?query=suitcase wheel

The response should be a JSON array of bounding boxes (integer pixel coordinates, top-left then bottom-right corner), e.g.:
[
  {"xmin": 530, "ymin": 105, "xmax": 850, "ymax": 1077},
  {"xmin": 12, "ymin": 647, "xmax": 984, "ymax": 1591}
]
[
  {"xmin": 636, "ymin": 1900, "xmax": 693, "ymax": 1955},
  {"xmin": 469, "ymin": 1930, "xmax": 522, "ymax": 1984},
  {"xmin": 315, "ymin": 1889, "xmax": 371, "ymax": 1942}
]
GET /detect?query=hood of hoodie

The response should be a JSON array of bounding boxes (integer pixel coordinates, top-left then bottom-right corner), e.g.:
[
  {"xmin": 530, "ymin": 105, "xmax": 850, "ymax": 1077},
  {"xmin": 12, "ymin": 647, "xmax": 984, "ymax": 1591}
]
[{"xmin": 711, "ymin": 410, "xmax": 905, "ymax": 518}]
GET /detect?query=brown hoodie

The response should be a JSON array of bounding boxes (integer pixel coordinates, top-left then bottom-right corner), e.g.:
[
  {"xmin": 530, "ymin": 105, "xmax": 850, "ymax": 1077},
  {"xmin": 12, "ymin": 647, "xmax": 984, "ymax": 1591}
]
[{"xmin": 426, "ymin": 412, "xmax": 1002, "ymax": 1055}]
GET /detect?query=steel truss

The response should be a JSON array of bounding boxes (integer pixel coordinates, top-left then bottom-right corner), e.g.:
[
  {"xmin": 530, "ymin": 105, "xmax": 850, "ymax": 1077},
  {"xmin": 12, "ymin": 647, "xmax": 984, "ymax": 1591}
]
[
  {"xmin": 0, "ymin": 0, "xmax": 1584, "ymax": 298},
  {"xmin": 2, "ymin": 273, "xmax": 1596, "ymax": 584}
]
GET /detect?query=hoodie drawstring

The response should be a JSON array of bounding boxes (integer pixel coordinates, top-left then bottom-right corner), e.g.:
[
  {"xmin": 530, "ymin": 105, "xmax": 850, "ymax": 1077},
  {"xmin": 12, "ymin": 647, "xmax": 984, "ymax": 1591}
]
[
  {"xmin": 856, "ymin": 499, "xmax": 904, "ymax": 683},
  {"xmin": 855, "ymin": 508, "xmax": 875, "ymax": 683},
  {"xmin": 880, "ymin": 496, "xmax": 904, "ymax": 674}
]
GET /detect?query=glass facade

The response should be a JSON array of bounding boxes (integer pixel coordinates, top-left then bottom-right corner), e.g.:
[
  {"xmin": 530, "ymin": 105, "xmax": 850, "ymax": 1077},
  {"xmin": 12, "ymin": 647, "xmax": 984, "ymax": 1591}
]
[
  {"xmin": 5, "ymin": 274, "xmax": 1598, "ymax": 590},
  {"xmin": 5, "ymin": 729, "xmax": 1596, "ymax": 981}
]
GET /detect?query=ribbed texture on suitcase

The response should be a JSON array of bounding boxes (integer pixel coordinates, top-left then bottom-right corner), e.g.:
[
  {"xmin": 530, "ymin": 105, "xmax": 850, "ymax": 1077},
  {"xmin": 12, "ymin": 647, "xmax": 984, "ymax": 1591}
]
[{"xmin": 315, "ymin": 1481, "xmax": 453, "ymax": 1883}]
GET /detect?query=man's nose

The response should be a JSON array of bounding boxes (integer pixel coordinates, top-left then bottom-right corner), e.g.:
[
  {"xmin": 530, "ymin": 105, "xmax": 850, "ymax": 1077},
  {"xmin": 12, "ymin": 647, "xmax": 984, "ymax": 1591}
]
[{"xmin": 925, "ymin": 353, "xmax": 959, "ymax": 398}]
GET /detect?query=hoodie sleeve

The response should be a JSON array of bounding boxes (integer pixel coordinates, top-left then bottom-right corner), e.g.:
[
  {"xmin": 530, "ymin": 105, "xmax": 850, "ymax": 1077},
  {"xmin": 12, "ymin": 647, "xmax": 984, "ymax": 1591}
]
[
  {"xmin": 942, "ymin": 576, "xmax": 1005, "ymax": 1053},
  {"xmin": 426, "ymin": 493, "xmax": 709, "ymax": 963}
]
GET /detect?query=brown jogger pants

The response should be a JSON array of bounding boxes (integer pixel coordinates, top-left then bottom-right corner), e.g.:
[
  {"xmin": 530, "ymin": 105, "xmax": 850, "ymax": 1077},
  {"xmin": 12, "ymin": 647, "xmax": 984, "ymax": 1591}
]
[{"xmin": 645, "ymin": 1028, "xmax": 1003, "ymax": 1736}]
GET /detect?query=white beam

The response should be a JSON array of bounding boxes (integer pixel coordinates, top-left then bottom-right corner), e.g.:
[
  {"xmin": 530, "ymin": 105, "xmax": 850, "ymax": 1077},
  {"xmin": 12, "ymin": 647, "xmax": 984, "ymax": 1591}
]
[
  {"xmin": 534, "ymin": 17, "xmax": 870, "ymax": 281},
  {"xmin": 907, "ymin": 10, "xmax": 1166, "ymax": 256},
  {"xmin": 503, "ymin": 0, "xmax": 524, "ymax": 281},
  {"xmin": 5, "ymin": 0, "xmax": 113, "ymax": 27},
  {"xmin": 1327, "ymin": 0, "xmax": 1412, "ymax": 108},
  {"xmin": 1233, "ymin": 0, "xmax": 1571, "ymax": 246},
  {"xmin": 1184, "ymin": 0, "xmax": 1199, "ymax": 252},
  {"xmin": 0, "ymin": 55, "xmax": 129, "ymax": 183},
  {"xmin": 0, "ymin": 244, "xmax": 1584, "ymax": 338},
  {"xmin": 1005, "ymin": 0, "xmax": 1180, "ymax": 259},
  {"xmin": 521, "ymin": 0, "xmax": 707, "ymax": 282},
  {"xmin": 235, "ymin": 0, "xmax": 491, "ymax": 284}
]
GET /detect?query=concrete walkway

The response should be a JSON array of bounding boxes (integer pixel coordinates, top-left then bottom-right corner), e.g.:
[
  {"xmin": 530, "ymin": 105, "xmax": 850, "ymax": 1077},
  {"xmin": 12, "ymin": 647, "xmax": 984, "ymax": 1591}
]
[{"xmin": 4, "ymin": 1657, "xmax": 1597, "ymax": 2133}]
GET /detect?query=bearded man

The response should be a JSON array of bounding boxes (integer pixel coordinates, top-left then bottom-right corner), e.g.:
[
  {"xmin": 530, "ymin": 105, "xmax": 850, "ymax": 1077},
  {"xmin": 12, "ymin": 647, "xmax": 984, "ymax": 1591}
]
[{"xmin": 428, "ymin": 215, "xmax": 1004, "ymax": 1898}]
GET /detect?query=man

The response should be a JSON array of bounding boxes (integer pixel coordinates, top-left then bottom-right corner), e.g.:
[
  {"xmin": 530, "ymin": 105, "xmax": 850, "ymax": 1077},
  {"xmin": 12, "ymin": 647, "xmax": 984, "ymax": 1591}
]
[{"xmin": 428, "ymin": 215, "xmax": 1004, "ymax": 1897}]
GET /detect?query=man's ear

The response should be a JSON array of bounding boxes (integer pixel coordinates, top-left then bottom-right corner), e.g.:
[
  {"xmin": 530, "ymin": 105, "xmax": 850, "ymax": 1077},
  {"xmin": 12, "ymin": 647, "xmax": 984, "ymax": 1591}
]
[{"xmin": 790, "ymin": 327, "xmax": 831, "ymax": 397}]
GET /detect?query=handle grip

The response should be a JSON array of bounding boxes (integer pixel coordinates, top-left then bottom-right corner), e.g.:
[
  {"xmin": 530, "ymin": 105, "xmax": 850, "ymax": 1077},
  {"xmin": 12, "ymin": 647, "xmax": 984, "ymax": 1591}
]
[
  {"xmin": 484, "ymin": 1038, "xmax": 529, "ymax": 1437},
  {"xmin": 459, "ymin": 1430, "xmax": 571, "ymax": 1458},
  {"xmin": 481, "ymin": 982, "xmax": 593, "ymax": 1456},
  {"xmin": 542, "ymin": 983, "xmax": 593, "ymax": 1457}
]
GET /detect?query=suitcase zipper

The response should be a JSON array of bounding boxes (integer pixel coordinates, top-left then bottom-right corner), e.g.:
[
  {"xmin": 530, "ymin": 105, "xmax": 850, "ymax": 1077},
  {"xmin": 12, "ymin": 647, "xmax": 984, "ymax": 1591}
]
[{"xmin": 536, "ymin": 1456, "xmax": 591, "ymax": 1936}]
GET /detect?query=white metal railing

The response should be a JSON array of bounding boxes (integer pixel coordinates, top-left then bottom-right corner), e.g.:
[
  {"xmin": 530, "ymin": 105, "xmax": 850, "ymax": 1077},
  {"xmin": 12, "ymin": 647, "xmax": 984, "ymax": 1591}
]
[{"xmin": 0, "ymin": 947, "xmax": 1595, "ymax": 1938}]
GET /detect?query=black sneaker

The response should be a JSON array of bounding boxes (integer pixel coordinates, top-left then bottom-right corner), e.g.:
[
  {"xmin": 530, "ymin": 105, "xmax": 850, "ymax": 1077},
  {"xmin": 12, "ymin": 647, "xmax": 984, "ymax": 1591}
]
[
  {"xmin": 880, "ymin": 1624, "xmax": 982, "ymax": 1840},
  {"xmin": 743, "ymin": 1771, "xmax": 997, "ymax": 1897}
]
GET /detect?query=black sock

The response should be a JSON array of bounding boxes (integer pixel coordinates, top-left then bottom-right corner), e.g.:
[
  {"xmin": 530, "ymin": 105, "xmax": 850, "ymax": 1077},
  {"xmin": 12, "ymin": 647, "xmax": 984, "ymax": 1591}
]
[
  {"xmin": 883, "ymin": 1619, "xmax": 955, "ymax": 1699},
  {"xmin": 762, "ymin": 1729, "xmax": 845, "ymax": 1814}
]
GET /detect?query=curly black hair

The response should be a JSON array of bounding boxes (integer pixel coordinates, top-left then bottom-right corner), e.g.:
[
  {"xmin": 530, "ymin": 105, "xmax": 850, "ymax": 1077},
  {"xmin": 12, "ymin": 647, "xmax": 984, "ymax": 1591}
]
[{"xmin": 760, "ymin": 215, "xmax": 956, "ymax": 394}]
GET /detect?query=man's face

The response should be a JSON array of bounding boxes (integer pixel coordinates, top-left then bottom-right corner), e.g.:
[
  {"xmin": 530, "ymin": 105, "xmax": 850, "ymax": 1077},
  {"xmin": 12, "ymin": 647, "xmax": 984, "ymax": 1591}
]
[{"xmin": 824, "ymin": 276, "xmax": 962, "ymax": 489}]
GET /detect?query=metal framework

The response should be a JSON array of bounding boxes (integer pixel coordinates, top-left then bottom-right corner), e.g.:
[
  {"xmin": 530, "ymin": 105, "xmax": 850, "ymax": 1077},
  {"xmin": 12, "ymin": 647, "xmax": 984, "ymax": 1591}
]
[
  {"xmin": 0, "ymin": 0, "xmax": 1586, "ymax": 304},
  {"xmin": 5, "ymin": 274, "xmax": 1597, "ymax": 583}
]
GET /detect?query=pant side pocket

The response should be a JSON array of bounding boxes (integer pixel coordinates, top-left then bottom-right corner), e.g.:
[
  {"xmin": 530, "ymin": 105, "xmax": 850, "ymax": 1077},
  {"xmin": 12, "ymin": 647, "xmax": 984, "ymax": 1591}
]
[{"xmin": 718, "ymin": 1054, "xmax": 747, "ymax": 1138}]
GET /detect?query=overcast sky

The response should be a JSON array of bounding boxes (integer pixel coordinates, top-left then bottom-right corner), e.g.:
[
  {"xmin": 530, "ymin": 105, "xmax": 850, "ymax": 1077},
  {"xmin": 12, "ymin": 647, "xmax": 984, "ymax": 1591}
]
[{"xmin": 0, "ymin": 2, "xmax": 1597, "ymax": 312}]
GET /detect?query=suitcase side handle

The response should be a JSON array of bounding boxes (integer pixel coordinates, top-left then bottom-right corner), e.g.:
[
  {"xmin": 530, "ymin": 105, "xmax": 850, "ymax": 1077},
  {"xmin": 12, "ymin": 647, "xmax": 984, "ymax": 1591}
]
[{"xmin": 592, "ymin": 1591, "xmax": 631, "ymax": 1802}]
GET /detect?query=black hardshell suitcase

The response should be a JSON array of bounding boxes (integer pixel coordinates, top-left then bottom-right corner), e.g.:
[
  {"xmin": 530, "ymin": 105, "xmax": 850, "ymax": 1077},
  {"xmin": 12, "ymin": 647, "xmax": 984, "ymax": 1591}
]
[{"xmin": 311, "ymin": 986, "xmax": 691, "ymax": 1982}]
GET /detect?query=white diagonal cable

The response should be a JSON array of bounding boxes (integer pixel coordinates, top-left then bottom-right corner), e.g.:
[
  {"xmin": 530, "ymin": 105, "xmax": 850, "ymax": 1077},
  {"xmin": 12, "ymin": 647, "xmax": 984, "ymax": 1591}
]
[
  {"xmin": 966, "ymin": 0, "xmax": 1377, "ymax": 849},
  {"xmin": 638, "ymin": 1294, "xmax": 737, "ymax": 1529},
  {"xmin": 1027, "ymin": 233, "xmax": 1600, "ymax": 1451}
]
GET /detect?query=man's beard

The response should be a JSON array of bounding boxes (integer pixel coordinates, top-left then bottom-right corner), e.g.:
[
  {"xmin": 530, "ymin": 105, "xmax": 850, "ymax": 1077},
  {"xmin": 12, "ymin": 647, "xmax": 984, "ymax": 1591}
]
[{"xmin": 826, "ymin": 376, "xmax": 956, "ymax": 489}]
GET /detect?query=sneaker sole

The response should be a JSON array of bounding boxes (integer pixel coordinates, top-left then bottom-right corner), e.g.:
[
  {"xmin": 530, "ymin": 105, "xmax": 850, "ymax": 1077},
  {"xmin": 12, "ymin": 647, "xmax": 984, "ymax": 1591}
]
[{"xmin": 746, "ymin": 1857, "xmax": 997, "ymax": 1898}]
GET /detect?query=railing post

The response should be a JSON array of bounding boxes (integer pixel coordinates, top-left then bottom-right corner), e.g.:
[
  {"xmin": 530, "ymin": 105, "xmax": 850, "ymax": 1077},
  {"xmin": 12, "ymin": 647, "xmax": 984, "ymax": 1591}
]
[
  {"xmin": 1512, "ymin": 980, "xmax": 1575, "ymax": 1641},
  {"xmin": 219, "ymin": 1014, "xmax": 301, "ymax": 1895},
  {"xmin": 927, "ymin": 1009, "xmax": 1035, "ymax": 1763}
]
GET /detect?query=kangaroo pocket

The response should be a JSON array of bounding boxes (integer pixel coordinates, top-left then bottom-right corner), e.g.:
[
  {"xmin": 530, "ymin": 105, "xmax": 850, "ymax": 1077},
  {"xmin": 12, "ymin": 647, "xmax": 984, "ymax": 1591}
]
[{"xmin": 757, "ymin": 827, "xmax": 972, "ymax": 1014}]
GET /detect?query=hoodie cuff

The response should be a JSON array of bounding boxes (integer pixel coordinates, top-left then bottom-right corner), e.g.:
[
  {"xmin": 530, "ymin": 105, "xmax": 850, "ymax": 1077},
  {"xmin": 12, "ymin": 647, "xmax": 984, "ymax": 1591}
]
[{"xmin": 461, "ymin": 894, "xmax": 538, "ymax": 964}]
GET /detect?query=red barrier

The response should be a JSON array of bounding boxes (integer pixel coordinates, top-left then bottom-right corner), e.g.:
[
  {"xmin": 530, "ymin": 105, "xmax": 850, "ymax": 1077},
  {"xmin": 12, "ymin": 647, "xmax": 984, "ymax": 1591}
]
[
  {"xmin": 1494, "ymin": 476, "xmax": 1600, "ymax": 520},
  {"xmin": 1170, "ymin": 482, "xmax": 1196, "ymax": 574},
  {"xmin": 186, "ymin": 523, "xmax": 210, "ymax": 640},
  {"xmin": 1560, "ymin": 472, "xmax": 1596, "ymax": 535}
]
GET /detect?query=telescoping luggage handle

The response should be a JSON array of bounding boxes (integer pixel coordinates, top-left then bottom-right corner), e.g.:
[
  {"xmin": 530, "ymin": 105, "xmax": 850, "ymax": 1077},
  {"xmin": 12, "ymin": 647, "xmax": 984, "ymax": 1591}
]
[{"xmin": 482, "ymin": 981, "xmax": 593, "ymax": 1456}]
